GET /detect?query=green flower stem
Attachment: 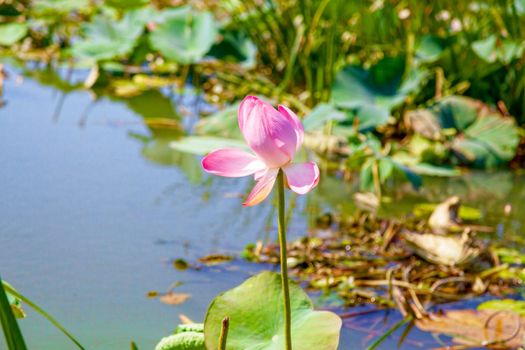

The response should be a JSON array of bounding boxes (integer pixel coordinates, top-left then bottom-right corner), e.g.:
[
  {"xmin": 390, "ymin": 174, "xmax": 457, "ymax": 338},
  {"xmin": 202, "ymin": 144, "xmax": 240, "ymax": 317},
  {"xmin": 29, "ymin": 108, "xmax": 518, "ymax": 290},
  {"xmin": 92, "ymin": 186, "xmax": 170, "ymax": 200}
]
[{"xmin": 277, "ymin": 169, "xmax": 292, "ymax": 350}]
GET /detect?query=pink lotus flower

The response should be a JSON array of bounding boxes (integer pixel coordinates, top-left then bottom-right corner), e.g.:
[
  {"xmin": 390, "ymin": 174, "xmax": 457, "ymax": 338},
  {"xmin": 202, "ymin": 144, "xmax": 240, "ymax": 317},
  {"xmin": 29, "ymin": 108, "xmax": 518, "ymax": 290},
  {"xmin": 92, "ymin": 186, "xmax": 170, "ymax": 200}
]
[{"xmin": 202, "ymin": 96, "xmax": 320, "ymax": 206}]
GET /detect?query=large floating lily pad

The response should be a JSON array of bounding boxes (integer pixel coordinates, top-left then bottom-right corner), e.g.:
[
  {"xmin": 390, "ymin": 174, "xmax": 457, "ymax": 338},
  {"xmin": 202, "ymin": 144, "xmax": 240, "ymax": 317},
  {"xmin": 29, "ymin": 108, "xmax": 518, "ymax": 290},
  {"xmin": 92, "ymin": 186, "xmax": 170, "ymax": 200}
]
[
  {"xmin": 436, "ymin": 97, "xmax": 520, "ymax": 168},
  {"xmin": 452, "ymin": 114, "xmax": 519, "ymax": 168},
  {"xmin": 433, "ymin": 95, "xmax": 480, "ymax": 130},
  {"xmin": 331, "ymin": 57, "xmax": 426, "ymax": 131},
  {"xmin": 408, "ymin": 96, "xmax": 520, "ymax": 168},
  {"xmin": 204, "ymin": 271, "xmax": 341, "ymax": 350},
  {"xmin": 149, "ymin": 7, "xmax": 217, "ymax": 64},
  {"xmin": 71, "ymin": 11, "xmax": 146, "ymax": 61}
]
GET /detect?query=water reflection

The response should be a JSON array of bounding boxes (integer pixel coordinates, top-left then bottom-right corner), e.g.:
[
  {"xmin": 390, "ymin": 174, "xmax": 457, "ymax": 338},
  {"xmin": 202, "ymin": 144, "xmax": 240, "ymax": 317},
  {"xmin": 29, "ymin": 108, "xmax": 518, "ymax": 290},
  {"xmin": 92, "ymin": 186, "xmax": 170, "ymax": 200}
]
[{"xmin": 0, "ymin": 63, "xmax": 280, "ymax": 350}]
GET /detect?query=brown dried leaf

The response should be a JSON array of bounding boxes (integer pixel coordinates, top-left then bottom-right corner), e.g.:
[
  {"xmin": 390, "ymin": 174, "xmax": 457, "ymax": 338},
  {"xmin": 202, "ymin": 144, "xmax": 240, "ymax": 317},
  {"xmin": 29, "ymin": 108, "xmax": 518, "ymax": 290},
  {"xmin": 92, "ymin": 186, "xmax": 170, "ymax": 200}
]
[
  {"xmin": 353, "ymin": 192, "xmax": 380, "ymax": 214},
  {"xmin": 416, "ymin": 309, "xmax": 524, "ymax": 348},
  {"xmin": 198, "ymin": 254, "xmax": 233, "ymax": 266},
  {"xmin": 428, "ymin": 196, "xmax": 461, "ymax": 234},
  {"xmin": 402, "ymin": 231, "xmax": 480, "ymax": 266},
  {"xmin": 405, "ymin": 109, "xmax": 442, "ymax": 140},
  {"xmin": 159, "ymin": 292, "xmax": 191, "ymax": 306}
]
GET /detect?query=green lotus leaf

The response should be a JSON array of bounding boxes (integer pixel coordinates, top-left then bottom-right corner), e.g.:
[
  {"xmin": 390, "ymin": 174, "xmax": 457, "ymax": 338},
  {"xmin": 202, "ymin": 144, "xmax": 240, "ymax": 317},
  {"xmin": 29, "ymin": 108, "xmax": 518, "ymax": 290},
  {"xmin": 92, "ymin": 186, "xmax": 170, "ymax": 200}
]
[
  {"xmin": 416, "ymin": 35, "xmax": 446, "ymax": 63},
  {"xmin": 71, "ymin": 10, "xmax": 146, "ymax": 61},
  {"xmin": 409, "ymin": 96, "xmax": 520, "ymax": 168},
  {"xmin": 303, "ymin": 103, "xmax": 346, "ymax": 132},
  {"xmin": 432, "ymin": 95, "xmax": 479, "ymax": 131},
  {"xmin": 149, "ymin": 8, "xmax": 217, "ymax": 64},
  {"xmin": 204, "ymin": 271, "xmax": 342, "ymax": 350},
  {"xmin": 208, "ymin": 30, "xmax": 257, "ymax": 68},
  {"xmin": 0, "ymin": 23, "xmax": 28, "ymax": 46},
  {"xmin": 331, "ymin": 58, "xmax": 426, "ymax": 130},
  {"xmin": 349, "ymin": 104, "xmax": 390, "ymax": 132},
  {"xmin": 452, "ymin": 114, "xmax": 519, "ymax": 168},
  {"xmin": 472, "ymin": 35, "xmax": 498, "ymax": 63},
  {"xmin": 472, "ymin": 35, "xmax": 524, "ymax": 64}
]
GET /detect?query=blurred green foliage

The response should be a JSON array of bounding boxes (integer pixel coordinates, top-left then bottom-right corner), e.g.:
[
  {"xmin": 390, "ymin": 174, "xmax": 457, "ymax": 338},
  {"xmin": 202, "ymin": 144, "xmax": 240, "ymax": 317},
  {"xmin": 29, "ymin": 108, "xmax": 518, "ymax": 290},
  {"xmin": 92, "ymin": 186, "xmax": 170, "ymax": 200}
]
[{"xmin": 1, "ymin": 0, "xmax": 524, "ymax": 192}]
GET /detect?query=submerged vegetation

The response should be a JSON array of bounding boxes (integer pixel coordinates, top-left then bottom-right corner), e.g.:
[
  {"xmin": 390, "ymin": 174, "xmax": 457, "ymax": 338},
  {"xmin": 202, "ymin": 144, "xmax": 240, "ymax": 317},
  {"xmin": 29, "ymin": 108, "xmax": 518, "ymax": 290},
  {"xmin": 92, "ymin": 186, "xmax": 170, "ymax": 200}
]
[{"xmin": 1, "ymin": 0, "xmax": 525, "ymax": 349}]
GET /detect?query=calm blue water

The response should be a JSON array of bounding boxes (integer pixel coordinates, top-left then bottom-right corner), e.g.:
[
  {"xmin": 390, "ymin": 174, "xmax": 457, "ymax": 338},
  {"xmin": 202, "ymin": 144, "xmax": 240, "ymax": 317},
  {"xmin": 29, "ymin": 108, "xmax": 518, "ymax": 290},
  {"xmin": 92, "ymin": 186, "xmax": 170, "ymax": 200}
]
[
  {"xmin": 0, "ymin": 65, "xmax": 317, "ymax": 349},
  {"xmin": 0, "ymin": 64, "xmax": 523, "ymax": 349}
]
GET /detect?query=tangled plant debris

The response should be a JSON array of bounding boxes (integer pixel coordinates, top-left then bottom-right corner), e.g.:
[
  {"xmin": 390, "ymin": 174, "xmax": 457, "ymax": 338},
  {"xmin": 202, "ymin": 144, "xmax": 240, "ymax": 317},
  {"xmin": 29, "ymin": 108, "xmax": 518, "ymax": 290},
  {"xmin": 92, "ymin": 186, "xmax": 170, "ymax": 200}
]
[{"xmin": 233, "ymin": 196, "xmax": 525, "ymax": 348}]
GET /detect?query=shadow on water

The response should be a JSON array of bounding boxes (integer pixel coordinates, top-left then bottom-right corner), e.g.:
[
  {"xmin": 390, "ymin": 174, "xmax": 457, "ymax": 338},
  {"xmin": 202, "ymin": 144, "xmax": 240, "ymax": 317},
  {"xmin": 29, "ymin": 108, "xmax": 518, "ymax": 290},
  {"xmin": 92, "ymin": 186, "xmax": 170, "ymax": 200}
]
[{"xmin": 0, "ymin": 63, "xmax": 524, "ymax": 349}]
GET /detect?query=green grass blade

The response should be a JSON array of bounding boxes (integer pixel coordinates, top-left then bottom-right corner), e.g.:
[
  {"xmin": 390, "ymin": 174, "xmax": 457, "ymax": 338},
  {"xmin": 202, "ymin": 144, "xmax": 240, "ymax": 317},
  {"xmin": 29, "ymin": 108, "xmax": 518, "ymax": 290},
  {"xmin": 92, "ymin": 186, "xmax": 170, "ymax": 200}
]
[
  {"xmin": 0, "ymin": 276, "xmax": 27, "ymax": 350},
  {"xmin": 2, "ymin": 281, "xmax": 85, "ymax": 350},
  {"xmin": 366, "ymin": 316, "xmax": 413, "ymax": 350}
]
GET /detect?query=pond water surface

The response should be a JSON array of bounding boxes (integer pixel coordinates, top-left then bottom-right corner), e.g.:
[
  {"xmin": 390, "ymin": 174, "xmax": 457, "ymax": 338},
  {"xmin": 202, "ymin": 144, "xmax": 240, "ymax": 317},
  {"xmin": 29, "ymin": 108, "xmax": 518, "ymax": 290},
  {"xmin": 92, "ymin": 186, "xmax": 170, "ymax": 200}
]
[{"xmin": 1, "ymin": 63, "xmax": 524, "ymax": 350}]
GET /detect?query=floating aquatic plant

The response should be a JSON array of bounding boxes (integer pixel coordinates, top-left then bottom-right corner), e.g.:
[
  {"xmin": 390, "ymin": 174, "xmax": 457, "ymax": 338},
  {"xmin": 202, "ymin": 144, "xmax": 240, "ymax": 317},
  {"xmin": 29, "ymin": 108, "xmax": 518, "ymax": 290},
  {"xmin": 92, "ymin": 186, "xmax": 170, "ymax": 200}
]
[{"xmin": 204, "ymin": 272, "xmax": 341, "ymax": 350}]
